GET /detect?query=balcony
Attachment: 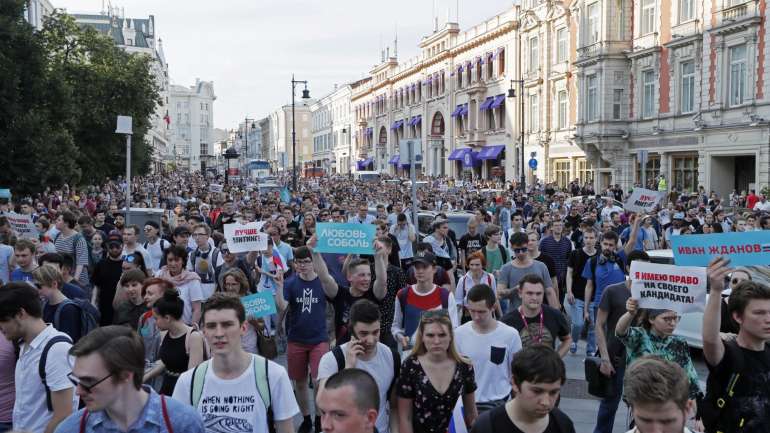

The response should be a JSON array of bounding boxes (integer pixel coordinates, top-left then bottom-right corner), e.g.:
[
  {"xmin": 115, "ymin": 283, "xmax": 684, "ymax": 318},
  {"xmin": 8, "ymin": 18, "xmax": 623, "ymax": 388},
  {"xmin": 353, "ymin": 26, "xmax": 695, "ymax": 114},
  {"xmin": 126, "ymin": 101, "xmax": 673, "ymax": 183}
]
[{"xmin": 715, "ymin": 0, "xmax": 761, "ymax": 33}]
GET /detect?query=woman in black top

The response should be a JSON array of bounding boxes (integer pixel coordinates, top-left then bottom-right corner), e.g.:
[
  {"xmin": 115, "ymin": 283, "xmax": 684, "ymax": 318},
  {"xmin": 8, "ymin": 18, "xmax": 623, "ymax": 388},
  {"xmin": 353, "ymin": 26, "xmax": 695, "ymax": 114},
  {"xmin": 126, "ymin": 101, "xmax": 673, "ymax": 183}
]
[
  {"xmin": 142, "ymin": 291, "xmax": 205, "ymax": 395},
  {"xmin": 396, "ymin": 310, "xmax": 478, "ymax": 433}
]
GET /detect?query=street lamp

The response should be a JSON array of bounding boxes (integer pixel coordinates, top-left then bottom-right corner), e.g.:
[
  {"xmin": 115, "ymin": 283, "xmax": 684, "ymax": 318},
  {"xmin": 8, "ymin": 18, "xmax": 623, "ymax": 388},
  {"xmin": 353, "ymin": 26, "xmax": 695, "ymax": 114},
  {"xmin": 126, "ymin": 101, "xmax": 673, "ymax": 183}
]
[
  {"xmin": 291, "ymin": 75, "xmax": 310, "ymax": 192},
  {"xmin": 343, "ymin": 127, "xmax": 352, "ymax": 180},
  {"xmin": 223, "ymin": 147, "xmax": 240, "ymax": 185},
  {"xmin": 508, "ymin": 80, "xmax": 525, "ymax": 194}
]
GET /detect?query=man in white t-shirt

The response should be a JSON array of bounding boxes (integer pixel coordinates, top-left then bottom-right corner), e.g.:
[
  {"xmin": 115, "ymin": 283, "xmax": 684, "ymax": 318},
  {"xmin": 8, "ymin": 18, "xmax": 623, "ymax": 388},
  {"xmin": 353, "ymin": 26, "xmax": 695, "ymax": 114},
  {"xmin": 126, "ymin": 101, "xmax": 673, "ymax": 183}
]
[
  {"xmin": 121, "ymin": 225, "xmax": 152, "ymax": 271},
  {"xmin": 187, "ymin": 223, "xmax": 225, "ymax": 300},
  {"xmin": 173, "ymin": 293, "xmax": 299, "ymax": 433},
  {"xmin": 0, "ymin": 283, "xmax": 77, "ymax": 433},
  {"xmin": 318, "ymin": 300, "xmax": 398, "ymax": 433},
  {"xmin": 142, "ymin": 221, "xmax": 169, "ymax": 272},
  {"xmin": 455, "ymin": 283, "xmax": 521, "ymax": 414}
]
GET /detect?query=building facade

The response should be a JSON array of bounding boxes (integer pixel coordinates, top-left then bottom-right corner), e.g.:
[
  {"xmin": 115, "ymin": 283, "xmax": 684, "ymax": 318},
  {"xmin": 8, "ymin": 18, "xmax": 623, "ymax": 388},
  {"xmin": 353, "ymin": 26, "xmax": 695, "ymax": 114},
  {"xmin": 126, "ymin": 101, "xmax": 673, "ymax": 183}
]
[
  {"xmin": 573, "ymin": 0, "xmax": 770, "ymax": 195},
  {"xmin": 168, "ymin": 80, "xmax": 216, "ymax": 172},
  {"xmin": 25, "ymin": 0, "xmax": 55, "ymax": 30},
  {"xmin": 310, "ymin": 84, "xmax": 354, "ymax": 175},
  {"xmin": 265, "ymin": 103, "xmax": 312, "ymax": 174},
  {"xmin": 72, "ymin": 9, "xmax": 171, "ymax": 171}
]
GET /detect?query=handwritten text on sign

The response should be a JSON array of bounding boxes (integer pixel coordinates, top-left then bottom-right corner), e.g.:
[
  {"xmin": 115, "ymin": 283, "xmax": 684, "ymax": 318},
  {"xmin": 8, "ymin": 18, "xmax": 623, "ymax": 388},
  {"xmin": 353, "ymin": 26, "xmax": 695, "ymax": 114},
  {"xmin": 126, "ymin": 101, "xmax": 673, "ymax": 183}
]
[
  {"xmin": 623, "ymin": 188, "xmax": 666, "ymax": 213},
  {"xmin": 630, "ymin": 261, "xmax": 707, "ymax": 314},
  {"xmin": 315, "ymin": 223, "xmax": 376, "ymax": 255},
  {"xmin": 224, "ymin": 222, "xmax": 268, "ymax": 253},
  {"xmin": 671, "ymin": 231, "xmax": 770, "ymax": 267},
  {"xmin": 6, "ymin": 212, "xmax": 38, "ymax": 239},
  {"xmin": 240, "ymin": 291, "xmax": 277, "ymax": 319}
]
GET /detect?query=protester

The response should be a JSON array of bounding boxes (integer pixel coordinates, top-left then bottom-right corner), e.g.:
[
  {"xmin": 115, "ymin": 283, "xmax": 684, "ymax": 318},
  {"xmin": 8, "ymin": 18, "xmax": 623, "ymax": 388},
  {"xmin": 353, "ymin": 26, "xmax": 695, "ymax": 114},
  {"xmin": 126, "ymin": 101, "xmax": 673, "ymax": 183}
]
[
  {"xmin": 111, "ymin": 269, "xmax": 149, "ymax": 328},
  {"xmin": 33, "ymin": 264, "xmax": 85, "ymax": 343},
  {"xmin": 497, "ymin": 232, "xmax": 556, "ymax": 312},
  {"xmin": 91, "ymin": 231, "xmax": 125, "ymax": 325},
  {"xmin": 455, "ymin": 252, "xmax": 498, "ymax": 321},
  {"xmin": 566, "ymin": 227, "xmax": 598, "ymax": 354},
  {"xmin": 9, "ymin": 239, "xmax": 37, "ymax": 284},
  {"xmin": 54, "ymin": 326, "xmax": 205, "ymax": 433},
  {"xmin": 317, "ymin": 369, "xmax": 380, "ymax": 433},
  {"xmin": 155, "ymin": 245, "xmax": 203, "ymax": 326},
  {"xmin": 0, "ymin": 331, "xmax": 13, "ymax": 433}
]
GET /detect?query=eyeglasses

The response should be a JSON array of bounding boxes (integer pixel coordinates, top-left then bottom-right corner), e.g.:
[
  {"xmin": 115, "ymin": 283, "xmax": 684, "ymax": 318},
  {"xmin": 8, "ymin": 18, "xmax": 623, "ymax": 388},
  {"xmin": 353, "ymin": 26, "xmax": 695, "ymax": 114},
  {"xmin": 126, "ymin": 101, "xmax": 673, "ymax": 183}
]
[
  {"xmin": 143, "ymin": 227, "xmax": 153, "ymax": 231},
  {"xmin": 512, "ymin": 247, "xmax": 528, "ymax": 254},
  {"xmin": 192, "ymin": 232, "xmax": 207, "ymax": 237},
  {"xmin": 123, "ymin": 255, "xmax": 136, "ymax": 263},
  {"xmin": 660, "ymin": 315, "xmax": 682, "ymax": 324},
  {"xmin": 67, "ymin": 372, "xmax": 113, "ymax": 393},
  {"xmin": 294, "ymin": 259, "xmax": 313, "ymax": 265}
]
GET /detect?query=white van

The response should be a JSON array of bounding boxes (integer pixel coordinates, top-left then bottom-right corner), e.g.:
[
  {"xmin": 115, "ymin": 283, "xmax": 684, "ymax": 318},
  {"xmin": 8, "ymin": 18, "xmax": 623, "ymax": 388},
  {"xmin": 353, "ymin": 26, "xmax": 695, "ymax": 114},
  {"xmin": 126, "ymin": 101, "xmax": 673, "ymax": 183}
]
[{"xmin": 353, "ymin": 171, "xmax": 381, "ymax": 182}]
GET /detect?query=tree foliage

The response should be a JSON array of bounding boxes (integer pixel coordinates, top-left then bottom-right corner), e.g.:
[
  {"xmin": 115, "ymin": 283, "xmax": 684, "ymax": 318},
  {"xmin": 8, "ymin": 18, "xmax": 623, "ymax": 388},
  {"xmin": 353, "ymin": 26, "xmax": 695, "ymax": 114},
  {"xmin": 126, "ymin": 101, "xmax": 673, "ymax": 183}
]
[{"xmin": 0, "ymin": 0, "xmax": 160, "ymax": 194}]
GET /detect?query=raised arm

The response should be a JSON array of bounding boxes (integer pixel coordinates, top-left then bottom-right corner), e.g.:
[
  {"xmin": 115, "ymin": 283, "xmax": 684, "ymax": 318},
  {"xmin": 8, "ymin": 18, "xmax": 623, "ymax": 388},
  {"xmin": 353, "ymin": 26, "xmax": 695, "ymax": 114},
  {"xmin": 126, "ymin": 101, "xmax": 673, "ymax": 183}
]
[
  {"xmin": 615, "ymin": 298, "xmax": 638, "ymax": 337},
  {"xmin": 307, "ymin": 235, "xmax": 339, "ymax": 299},
  {"xmin": 703, "ymin": 257, "xmax": 731, "ymax": 366},
  {"xmin": 372, "ymin": 241, "xmax": 388, "ymax": 301},
  {"xmin": 623, "ymin": 213, "xmax": 642, "ymax": 257}
]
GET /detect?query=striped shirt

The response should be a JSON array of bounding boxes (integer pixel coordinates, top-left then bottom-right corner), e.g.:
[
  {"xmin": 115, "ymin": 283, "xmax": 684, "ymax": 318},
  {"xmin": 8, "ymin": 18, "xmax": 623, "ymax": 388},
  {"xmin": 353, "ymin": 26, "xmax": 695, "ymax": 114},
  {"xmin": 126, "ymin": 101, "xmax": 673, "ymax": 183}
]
[
  {"xmin": 539, "ymin": 235, "xmax": 572, "ymax": 281},
  {"xmin": 54, "ymin": 231, "xmax": 90, "ymax": 287}
]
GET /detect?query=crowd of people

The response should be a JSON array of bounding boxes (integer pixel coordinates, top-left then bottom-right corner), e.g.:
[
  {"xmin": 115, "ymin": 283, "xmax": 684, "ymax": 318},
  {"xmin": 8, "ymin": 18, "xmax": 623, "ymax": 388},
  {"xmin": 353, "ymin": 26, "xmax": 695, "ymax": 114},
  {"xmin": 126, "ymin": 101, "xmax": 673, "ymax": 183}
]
[{"xmin": 0, "ymin": 171, "xmax": 768, "ymax": 433}]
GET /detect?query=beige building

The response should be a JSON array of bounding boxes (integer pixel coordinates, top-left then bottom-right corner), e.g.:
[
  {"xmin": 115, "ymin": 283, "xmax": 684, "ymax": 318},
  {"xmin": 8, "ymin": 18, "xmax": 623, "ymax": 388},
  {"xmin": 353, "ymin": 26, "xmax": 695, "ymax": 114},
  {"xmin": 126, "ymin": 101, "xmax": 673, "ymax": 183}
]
[{"xmin": 265, "ymin": 103, "xmax": 312, "ymax": 175}]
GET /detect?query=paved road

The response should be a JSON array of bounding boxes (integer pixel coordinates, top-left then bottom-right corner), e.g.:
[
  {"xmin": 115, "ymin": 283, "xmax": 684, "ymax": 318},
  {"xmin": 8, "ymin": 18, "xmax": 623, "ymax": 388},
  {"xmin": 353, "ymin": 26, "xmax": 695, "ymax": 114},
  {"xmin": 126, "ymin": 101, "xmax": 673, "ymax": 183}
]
[{"xmin": 276, "ymin": 339, "xmax": 708, "ymax": 432}]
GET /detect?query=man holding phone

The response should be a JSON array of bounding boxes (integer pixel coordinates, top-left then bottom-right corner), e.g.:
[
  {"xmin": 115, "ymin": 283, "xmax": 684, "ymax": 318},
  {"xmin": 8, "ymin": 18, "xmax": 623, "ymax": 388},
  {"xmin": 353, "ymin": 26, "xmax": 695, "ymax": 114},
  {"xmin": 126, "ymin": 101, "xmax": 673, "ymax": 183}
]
[{"xmin": 317, "ymin": 300, "xmax": 400, "ymax": 433}]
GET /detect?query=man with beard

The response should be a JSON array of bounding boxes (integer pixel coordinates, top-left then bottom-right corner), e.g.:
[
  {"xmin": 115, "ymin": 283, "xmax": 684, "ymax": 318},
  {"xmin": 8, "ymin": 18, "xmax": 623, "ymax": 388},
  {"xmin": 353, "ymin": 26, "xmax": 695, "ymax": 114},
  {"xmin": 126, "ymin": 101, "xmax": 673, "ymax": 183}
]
[{"xmin": 91, "ymin": 231, "xmax": 125, "ymax": 326}]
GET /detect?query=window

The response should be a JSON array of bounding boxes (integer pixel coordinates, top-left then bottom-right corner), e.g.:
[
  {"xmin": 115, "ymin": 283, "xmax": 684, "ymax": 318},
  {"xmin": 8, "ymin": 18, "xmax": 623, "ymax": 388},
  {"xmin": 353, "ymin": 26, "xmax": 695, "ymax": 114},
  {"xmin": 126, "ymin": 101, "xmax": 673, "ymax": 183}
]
[
  {"xmin": 616, "ymin": 0, "xmax": 625, "ymax": 39},
  {"xmin": 457, "ymin": 69, "xmax": 464, "ymax": 88},
  {"xmin": 529, "ymin": 94, "xmax": 539, "ymax": 131},
  {"xmin": 486, "ymin": 107, "xmax": 495, "ymax": 130},
  {"xmin": 680, "ymin": 61, "xmax": 695, "ymax": 113},
  {"xmin": 680, "ymin": 0, "xmax": 694, "ymax": 22},
  {"xmin": 558, "ymin": 90, "xmax": 568, "ymax": 129},
  {"xmin": 556, "ymin": 28, "xmax": 568, "ymax": 63},
  {"xmin": 587, "ymin": 75, "xmax": 598, "ymax": 121},
  {"xmin": 587, "ymin": 3, "xmax": 600, "ymax": 44},
  {"xmin": 496, "ymin": 103, "xmax": 506, "ymax": 129},
  {"xmin": 529, "ymin": 37, "xmax": 539, "ymax": 72},
  {"xmin": 613, "ymin": 89, "xmax": 623, "ymax": 120},
  {"xmin": 577, "ymin": 158, "xmax": 594, "ymax": 184},
  {"xmin": 642, "ymin": 70, "xmax": 656, "ymax": 118},
  {"xmin": 200, "ymin": 143, "xmax": 207, "ymax": 156},
  {"xmin": 636, "ymin": 156, "xmax": 661, "ymax": 186},
  {"xmin": 498, "ymin": 49, "xmax": 506, "ymax": 75},
  {"xmin": 729, "ymin": 44, "xmax": 747, "ymax": 106},
  {"xmin": 440, "ymin": 71, "xmax": 446, "ymax": 93},
  {"xmin": 554, "ymin": 160, "xmax": 571, "ymax": 188},
  {"xmin": 641, "ymin": 0, "xmax": 656, "ymax": 35},
  {"xmin": 486, "ymin": 56, "xmax": 494, "ymax": 79},
  {"xmin": 672, "ymin": 155, "xmax": 698, "ymax": 192},
  {"xmin": 476, "ymin": 60, "xmax": 483, "ymax": 82}
]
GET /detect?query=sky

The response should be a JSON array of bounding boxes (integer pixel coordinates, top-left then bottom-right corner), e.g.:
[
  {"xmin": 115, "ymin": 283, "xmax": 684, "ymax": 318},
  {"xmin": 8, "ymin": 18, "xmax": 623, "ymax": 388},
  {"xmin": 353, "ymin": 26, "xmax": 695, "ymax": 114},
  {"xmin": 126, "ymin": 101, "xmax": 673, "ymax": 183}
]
[{"xmin": 58, "ymin": 0, "xmax": 514, "ymax": 129}]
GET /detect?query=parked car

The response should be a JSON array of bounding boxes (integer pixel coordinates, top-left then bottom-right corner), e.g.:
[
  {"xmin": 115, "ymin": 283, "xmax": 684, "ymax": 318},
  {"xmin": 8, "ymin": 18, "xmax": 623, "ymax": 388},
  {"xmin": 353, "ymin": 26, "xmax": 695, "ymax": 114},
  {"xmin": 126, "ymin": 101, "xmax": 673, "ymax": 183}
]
[
  {"xmin": 417, "ymin": 211, "xmax": 475, "ymax": 241},
  {"xmin": 565, "ymin": 195, "xmax": 624, "ymax": 209}
]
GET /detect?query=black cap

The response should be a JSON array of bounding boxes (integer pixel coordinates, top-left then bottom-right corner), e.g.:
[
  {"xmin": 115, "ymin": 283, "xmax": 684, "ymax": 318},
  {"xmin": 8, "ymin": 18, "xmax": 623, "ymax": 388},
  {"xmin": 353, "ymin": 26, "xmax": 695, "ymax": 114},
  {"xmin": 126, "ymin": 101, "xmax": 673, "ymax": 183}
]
[
  {"xmin": 412, "ymin": 251, "xmax": 436, "ymax": 267},
  {"xmin": 106, "ymin": 230, "xmax": 123, "ymax": 246}
]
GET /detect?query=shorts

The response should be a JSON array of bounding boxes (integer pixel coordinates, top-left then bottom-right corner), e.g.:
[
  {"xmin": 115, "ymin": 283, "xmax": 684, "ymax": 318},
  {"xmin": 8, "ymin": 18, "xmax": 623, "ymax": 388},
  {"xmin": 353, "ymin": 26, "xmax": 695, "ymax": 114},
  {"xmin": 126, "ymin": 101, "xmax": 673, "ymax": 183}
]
[{"xmin": 286, "ymin": 341, "xmax": 329, "ymax": 381}]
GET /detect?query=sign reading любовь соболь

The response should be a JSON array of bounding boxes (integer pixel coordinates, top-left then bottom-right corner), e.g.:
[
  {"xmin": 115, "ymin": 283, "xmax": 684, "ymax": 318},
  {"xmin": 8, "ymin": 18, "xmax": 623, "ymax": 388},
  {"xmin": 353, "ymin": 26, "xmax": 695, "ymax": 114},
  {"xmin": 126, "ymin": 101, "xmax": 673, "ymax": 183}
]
[
  {"xmin": 315, "ymin": 223, "xmax": 376, "ymax": 255},
  {"xmin": 671, "ymin": 231, "xmax": 770, "ymax": 267}
]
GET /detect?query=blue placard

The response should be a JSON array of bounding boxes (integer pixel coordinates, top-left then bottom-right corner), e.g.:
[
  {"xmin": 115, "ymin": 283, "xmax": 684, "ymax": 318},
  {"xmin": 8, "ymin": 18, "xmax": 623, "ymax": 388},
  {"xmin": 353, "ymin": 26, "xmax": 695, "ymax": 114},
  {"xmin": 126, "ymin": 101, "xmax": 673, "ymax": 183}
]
[
  {"xmin": 0, "ymin": 189, "xmax": 10, "ymax": 199},
  {"xmin": 671, "ymin": 231, "xmax": 770, "ymax": 267},
  {"xmin": 240, "ymin": 292, "xmax": 277, "ymax": 319},
  {"xmin": 529, "ymin": 158, "xmax": 537, "ymax": 169},
  {"xmin": 315, "ymin": 222, "xmax": 376, "ymax": 255}
]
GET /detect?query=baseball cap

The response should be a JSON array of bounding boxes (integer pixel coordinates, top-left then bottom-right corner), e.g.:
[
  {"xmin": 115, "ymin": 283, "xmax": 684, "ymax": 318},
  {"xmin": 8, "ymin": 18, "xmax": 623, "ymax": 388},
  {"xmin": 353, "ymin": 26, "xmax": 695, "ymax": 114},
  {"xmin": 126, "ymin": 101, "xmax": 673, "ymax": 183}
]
[
  {"xmin": 173, "ymin": 226, "xmax": 191, "ymax": 237},
  {"xmin": 412, "ymin": 251, "xmax": 436, "ymax": 267},
  {"xmin": 106, "ymin": 230, "xmax": 123, "ymax": 246}
]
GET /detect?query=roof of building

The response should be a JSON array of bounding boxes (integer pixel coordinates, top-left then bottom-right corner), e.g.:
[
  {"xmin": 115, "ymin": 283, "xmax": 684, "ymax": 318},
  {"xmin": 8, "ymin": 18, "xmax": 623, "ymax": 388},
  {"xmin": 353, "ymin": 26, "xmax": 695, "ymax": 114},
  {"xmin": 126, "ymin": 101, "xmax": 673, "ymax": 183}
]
[{"xmin": 71, "ymin": 14, "xmax": 154, "ymax": 49}]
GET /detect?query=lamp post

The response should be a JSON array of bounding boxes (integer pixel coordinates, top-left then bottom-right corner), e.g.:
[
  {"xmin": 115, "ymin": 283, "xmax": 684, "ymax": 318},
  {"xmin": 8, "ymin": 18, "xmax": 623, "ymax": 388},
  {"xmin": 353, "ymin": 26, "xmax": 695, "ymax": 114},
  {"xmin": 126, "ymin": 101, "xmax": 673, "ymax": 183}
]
[
  {"xmin": 291, "ymin": 75, "xmax": 311, "ymax": 192},
  {"xmin": 115, "ymin": 116, "xmax": 133, "ymax": 225},
  {"xmin": 507, "ymin": 80, "xmax": 525, "ymax": 194},
  {"xmin": 224, "ymin": 147, "xmax": 240, "ymax": 185},
  {"xmin": 343, "ymin": 127, "xmax": 352, "ymax": 180}
]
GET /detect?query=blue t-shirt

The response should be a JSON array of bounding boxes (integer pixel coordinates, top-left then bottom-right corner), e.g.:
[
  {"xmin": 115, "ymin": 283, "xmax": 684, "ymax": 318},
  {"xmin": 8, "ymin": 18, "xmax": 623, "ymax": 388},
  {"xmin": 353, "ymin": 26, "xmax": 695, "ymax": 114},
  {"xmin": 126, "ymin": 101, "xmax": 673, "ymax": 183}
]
[
  {"xmin": 581, "ymin": 250, "xmax": 627, "ymax": 305},
  {"xmin": 10, "ymin": 268, "xmax": 34, "ymax": 284},
  {"xmin": 620, "ymin": 226, "xmax": 648, "ymax": 252},
  {"xmin": 284, "ymin": 275, "xmax": 328, "ymax": 345}
]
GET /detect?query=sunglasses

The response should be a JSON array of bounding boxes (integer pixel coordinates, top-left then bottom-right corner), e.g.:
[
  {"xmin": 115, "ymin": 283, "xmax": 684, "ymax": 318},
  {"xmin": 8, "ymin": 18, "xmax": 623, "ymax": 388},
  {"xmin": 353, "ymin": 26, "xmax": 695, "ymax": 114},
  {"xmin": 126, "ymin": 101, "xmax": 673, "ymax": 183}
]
[
  {"xmin": 512, "ymin": 247, "xmax": 528, "ymax": 254},
  {"xmin": 67, "ymin": 371, "xmax": 113, "ymax": 393},
  {"xmin": 123, "ymin": 255, "xmax": 137, "ymax": 263}
]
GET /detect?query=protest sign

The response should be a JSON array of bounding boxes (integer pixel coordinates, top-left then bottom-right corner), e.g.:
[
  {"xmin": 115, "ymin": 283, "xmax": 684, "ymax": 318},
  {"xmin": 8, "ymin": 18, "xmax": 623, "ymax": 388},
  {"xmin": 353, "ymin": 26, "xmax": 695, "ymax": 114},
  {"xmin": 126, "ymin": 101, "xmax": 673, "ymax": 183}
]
[
  {"xmin": 315, "ymin": 223, "xmax": 376, "ymax": 255},
  {"xmin": 0, "ymin": 189, "xmax": 10, "ymax": 199},
  {"xmin": 671, "ymin": 231, "xmax": 770, "ymax": 267},
  {"xmin": 209, "ymin": 184, "xmax": 223, "ymax": 193},
  {"xmin": 630, "ymin": 261, "xmax": 707, "ymax": 314},
  {"xmin": 240, "ymin": 292, "xmax": 277, "ymax": 319},
  {"xmin": 6, "ymin": 212, "xmax": 37, "ymax": 239},
  {"xmin": 623, "ymin": 188, "xmax": 666, "ymax": 213},
  {"xmin": 223, "ymin": 221, "xmax": 268, "ymax": 253}
]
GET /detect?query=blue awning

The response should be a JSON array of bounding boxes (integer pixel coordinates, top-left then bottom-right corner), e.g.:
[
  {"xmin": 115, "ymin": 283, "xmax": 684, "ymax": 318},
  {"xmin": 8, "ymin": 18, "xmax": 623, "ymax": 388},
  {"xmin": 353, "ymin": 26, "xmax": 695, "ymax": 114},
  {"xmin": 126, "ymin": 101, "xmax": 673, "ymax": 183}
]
[
  {"xmin": 357, "ymin": 158, "xmax": 374, "ymax": 170},
  {"xmin": 462, "ymin": 151, "xmax": 482, "ymax": 168},
  {"xmin": 409, "ymin": 115, "xmax": 422, "ymax": 126},
  {"xmin": 448, "ymin": 147, "xmax": 471, "ymax": 161},
  {"xmin": 460, "ymin": 104, "xmax": 469, "ymax": 117},
  {"xmin": 479, "ymin": 97, "xmax": 495, "ymax": 111},
  {"xmin": 489, "ymin": 94, "xmax": 506, "ymax": 109},
  {"xmin": 391, "ymin": 120, "xmax": 404, "ymax": 130},
  {"xmin": 478, "ymin": 145, "xmax": 505, "ymax": 160},
  {"xmin": 365, "ymin": 127, "xmax": 373, "ymax": 136},
  {"xmin": 450, "ymin": 105, "xmax": 463, "ymax": 117},
  {"xmin": 388, "ymin": 155, "xmax": 400, "ymax": 165}
]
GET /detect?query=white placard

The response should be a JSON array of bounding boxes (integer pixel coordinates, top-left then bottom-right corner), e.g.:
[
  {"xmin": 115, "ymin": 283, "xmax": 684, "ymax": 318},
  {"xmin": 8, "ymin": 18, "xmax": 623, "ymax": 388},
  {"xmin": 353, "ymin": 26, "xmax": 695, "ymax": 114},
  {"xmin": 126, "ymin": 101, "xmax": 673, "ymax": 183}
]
[
  {"xmin": 630, "ymin": 261, "xmax": 707, "ymax": 314},
  {"xmin": 623, "ymin": 188, "xmax": 667, "ymax": 213},
  {"xmin": 223, "ymin": 221, "xmax": 267, "ymax": 253},
  {"xmin": 209, "ymin": 184, "xmax": 224, "ymax": 193},
  {"xmin": 6, "ymin": 212, "xmax": 37, "ymax": 239}
]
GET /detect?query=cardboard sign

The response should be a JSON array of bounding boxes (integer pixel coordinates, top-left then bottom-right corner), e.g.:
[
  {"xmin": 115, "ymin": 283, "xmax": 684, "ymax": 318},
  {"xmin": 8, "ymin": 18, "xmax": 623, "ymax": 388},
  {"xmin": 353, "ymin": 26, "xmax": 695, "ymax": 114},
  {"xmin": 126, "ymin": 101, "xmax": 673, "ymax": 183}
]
[
  {"xmin": 240, "ymin": 291, "xmax": 277, "ymax": 319},
  {"xmin": 209, "ymin": 184, "xmax": 224, "ymax": 193},
  {"xmin": 223, "ymin": 221, "xmax": 268, "ymax": 253},
  {"xmin": 630, "ymin": 261, "xmax": 707, "ymax": 314},
  {"xmin": 623, "ymin": 188, "xmax": 666, "ymax": 213},
  {"xmin": 315, "ymin": 223, "xmax": 376, "ymax": 255},
  {"xmin": 671, "ymin": 231, "xmax": 770, "ymax": 267},
  {"xmin": 6, "ymin": 212, "xmax": 37, "ymax": 239}
]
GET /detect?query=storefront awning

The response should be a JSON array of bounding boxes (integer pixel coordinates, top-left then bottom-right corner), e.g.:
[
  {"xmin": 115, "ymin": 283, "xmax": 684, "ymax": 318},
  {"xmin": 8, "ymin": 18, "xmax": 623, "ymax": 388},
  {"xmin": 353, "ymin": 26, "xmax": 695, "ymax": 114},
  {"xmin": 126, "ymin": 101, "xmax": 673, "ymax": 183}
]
[
  {"xmin": 479, "ymin": 97, "xmax": 495, "ymax": 111},
  {"xmin": 388, "ymin": 155, "xmax": 400, "ymax": 165},
  {"xmin": 462, "ymin": 150, "xmax": 481, "ymax": 168},
  {"xmin": 459, "ymin": 104, "xmax": 469, "ymax": 117},
  {"xmin": 478, "ymin": 145, "xmax": 505, "ymax": 160},
  {"xmin": 357, "ymin": 158, "xmax": 374, "ymax": 170},
  {"xmin": 450, "ymin": 105, "xmax": 463, "ymax": 117},
  {"xmin": 391, "ymin": 120, "xmax": 404, "ymax": 130},
  {"xmin": 447, "ymin": 147, "xmax": 470, "ymax": 161},
  {"xmin": 409, "ymin": 115, "xmax": 422, "ymax": 126},
  {"xmin": 489, "ymin": 94, "xmax": 506, "ymax": 109}
]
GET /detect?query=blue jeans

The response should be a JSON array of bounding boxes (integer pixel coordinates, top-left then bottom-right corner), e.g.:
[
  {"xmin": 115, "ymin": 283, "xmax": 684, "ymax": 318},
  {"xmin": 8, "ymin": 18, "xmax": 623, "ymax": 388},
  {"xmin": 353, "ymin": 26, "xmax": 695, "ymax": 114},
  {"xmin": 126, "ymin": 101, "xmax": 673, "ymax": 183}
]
[
  {"xmin": 565, "ymin": 299, "xmax": 596, "ymax": 354},
  {"xmin": 0, "ymin": 421, "xmax": 11, "ymax": 433},
  {"xmin": 593, "ymin": 362, "xmax": 625, "ymax": 433}
]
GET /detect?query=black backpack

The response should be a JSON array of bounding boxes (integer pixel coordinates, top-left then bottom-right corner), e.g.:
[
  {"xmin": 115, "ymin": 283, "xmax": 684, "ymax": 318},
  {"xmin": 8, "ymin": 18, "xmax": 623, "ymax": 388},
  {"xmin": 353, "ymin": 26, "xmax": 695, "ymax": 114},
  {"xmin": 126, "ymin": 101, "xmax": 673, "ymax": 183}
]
[
  {"xmin": 482, "ymin": 244, "xmax": 509, "ymax": 265},
  {"xmin": 45, "ymin": 298, "xmax": 100, "ymax": 343},
  {"xmin": 331, "ymin": 343, "xmax": 401, "ymax": 398},
  {"xmin": 39, "ymin": 335, "xmax": 73, "ymax": 411}
]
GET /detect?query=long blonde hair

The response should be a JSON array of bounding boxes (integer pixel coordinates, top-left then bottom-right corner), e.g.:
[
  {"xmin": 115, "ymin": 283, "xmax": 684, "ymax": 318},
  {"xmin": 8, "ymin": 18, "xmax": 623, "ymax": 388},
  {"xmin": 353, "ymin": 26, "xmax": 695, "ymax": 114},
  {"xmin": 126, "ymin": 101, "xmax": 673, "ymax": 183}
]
[{"xmin": 411, "ymin": 311, "xmax": 471, "ymax": 365}]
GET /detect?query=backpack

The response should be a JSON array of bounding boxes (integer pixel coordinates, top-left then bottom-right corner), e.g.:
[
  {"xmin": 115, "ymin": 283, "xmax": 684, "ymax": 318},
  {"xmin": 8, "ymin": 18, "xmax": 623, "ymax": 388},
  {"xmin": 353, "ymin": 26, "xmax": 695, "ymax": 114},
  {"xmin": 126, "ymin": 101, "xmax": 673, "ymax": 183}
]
[
  {"xmin": 191, "ymin": 247, "xmax": 221, "ymax": 285},
  {"xmin": 331, "ymin": 344, "xmax": 401, "ymax": 398},
  {"xmin": 482, "ymin": 244, "xmax": 509, "ymax": 266},
  {"xmin": 701, "ymin": 339, "xmax": 770, "ymax": 432},
  {"xmin": 39, "ymin": 335, "xmax": 73, "ymax": 412},
  {"xmin": 191, "ymin": 356, "xmax": 274, "ymax": 433},
  {"xmin": 48, "ymin": 298, "xmax": 100, "ymax": 343},
  {"xmin": 588, "ymin": 253, "xmax": 627, "ymax": 289},
  {"xmin": 79, "ymin": 394, "xmax": 174, "ymax": 433},
  {"xmin": 398, "ymin": 284, "xmax": 451, "ymax": 317},
  {"xmin": 458, "ymin": 273, "xmax": 493, "ymax": 323}
]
